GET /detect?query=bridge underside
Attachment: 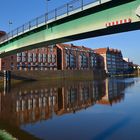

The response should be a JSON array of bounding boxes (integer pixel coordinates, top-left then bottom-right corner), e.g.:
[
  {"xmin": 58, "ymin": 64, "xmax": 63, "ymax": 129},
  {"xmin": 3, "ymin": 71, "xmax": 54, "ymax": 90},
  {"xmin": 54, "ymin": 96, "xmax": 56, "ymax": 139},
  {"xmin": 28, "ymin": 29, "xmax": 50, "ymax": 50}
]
[{"xmin": 0, "ymin": 0, "xmax": 140, "ymax": 57}]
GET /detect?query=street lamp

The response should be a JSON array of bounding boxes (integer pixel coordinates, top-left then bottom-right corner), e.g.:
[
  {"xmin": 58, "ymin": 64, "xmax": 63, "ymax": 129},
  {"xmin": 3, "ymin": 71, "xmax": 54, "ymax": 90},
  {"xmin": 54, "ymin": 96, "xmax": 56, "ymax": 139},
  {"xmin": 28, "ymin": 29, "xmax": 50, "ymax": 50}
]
[
  {"xmin": 8, "ymin": 20, "xmax": 12, "ymax": 39},
  {"xmin": 8, "ymin": 20, "xmax": 12, "ymax": 32},
  {"xmin": 69, "ymin": 5, "xmax": 73, "ymax": 11},
  {"xmin": 46, "ymin": 0, "xmax": 51, "ymax": 13}
]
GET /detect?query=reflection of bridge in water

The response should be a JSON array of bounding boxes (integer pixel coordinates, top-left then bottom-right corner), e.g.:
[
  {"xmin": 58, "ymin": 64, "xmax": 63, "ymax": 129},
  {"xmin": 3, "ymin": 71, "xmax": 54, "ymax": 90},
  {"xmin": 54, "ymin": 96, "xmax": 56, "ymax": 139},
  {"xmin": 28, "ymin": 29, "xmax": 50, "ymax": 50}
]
[{"xmin": 0, "ymin": 78, "xmax": 135, "ymax": 128}]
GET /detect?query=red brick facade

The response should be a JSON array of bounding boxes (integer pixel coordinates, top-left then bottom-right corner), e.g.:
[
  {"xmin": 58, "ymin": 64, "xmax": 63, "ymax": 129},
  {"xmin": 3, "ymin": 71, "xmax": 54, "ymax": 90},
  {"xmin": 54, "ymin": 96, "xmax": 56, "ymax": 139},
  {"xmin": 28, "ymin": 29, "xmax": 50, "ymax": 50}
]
[
  {"xmin": 94, "ymin": 47, "xmax": 124, "ymax": 74},
  {"xmin": 56, "ymin": 44, "xmax": 101, "ymax": 70},
  {"xmin": 0, "ymin": 43, "xmax": 102, "ymax": 71}
]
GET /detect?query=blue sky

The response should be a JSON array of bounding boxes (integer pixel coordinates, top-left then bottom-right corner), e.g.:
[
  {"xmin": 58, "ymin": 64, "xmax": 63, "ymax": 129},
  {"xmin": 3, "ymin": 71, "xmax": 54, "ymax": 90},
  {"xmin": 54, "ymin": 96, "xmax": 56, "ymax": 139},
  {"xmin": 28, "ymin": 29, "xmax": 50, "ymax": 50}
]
[{"xmin": 0, "ymin": 0, "xmax": 140, "ymax": 65}]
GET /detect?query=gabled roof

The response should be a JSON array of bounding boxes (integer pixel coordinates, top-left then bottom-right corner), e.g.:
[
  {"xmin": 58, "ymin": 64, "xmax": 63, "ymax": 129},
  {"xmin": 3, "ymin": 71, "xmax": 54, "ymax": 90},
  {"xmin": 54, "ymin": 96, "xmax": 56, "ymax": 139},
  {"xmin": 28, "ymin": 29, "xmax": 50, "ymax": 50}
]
[
  {"xmin": 0, "ymin": 31, "xmax": 6, "ymax": 37},
  {"xmin": 56, "ymin": 43, "xmax": 93, "ymax": 52},
  {"xmin": 94, "ymin": 48, "xmax": 108, "ymax": 54},
  {"xmin": 94, "ymin": 47, "xmax": 122, "ymax": 54}
]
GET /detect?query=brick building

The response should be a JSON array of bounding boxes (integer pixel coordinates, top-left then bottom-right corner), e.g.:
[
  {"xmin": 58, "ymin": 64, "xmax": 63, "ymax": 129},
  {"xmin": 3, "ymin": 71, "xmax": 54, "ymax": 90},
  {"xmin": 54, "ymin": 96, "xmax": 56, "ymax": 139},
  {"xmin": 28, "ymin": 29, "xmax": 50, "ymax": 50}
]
[
  {"xmin": 0, "ymin": 45, "xmax": 57, "ymax": 71},
  {"xmin": 123, "ymin": 57, "xmax": 134, "ymax": 73},
  {"xmin": 0, "ymin": 31, "xmax": 6, "ymax": 38},
  {"xmin": 56, "ymin": 44, "xmax": 103, "ymax": 70},
  {"xmin": 94, "ymin": 47, "xmax": 124, "ymax": 75},
  {"xmin": 0, "ymin": 43, "xmax": 102, "ymax": 71},
  {"xmin": 16, "ymin": 46, "xmax": 57, "ymax": 71}
]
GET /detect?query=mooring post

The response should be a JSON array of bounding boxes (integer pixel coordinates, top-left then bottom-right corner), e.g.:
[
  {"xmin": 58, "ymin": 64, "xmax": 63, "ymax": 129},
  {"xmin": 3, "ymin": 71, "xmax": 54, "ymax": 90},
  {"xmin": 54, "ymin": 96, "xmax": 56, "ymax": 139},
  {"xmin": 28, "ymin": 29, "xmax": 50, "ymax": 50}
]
[{"xmin": 3, "ymin": 70, "xmax": 11, "ymax": 94}]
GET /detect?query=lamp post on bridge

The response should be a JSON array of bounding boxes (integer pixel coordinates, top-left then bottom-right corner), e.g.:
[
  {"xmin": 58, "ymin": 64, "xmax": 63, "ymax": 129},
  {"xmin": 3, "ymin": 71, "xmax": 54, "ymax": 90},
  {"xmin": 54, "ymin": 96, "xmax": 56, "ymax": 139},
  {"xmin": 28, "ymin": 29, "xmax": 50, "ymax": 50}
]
[
  {"xmin": 46, "ymin": 0, "xmax": 51, "ymax": 13},
  {"xmin": 45, "ymin": 0, "xmax": 51, "ymax": 26},
  {"xmin": 8, "ymin": 20, "xmax": 12, "ymax": 31},
  {"xmin": 8, "ymin": 20, "xmax": 12, "ymax": 38}
]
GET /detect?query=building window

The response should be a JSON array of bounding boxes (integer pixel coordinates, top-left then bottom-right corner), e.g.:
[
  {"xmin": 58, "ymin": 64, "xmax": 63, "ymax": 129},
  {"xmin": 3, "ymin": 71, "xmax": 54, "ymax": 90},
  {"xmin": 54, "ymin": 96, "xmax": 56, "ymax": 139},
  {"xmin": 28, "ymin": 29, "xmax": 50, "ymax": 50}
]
[
  {"xmin": 79, "ymin": 55, "xmax": 82, "ymax": 68},
  {"xmin": 33, "ymin": 53, "xmax": 36, "ymax": 62},
  {"xmin": 17, "ymin": 53, "xmax": 21, "ymax": 57},
  {"xmin": 48, "ymin": 54, "xmax": 52, "ymax": 63},
  {"xmin": 22, "ymin": 57, "xmax": 26, "ymax": 62},
  {"xmin": 28, "ymin": 53, "xmax": 33, "ymax": 62},
  {"xmin": 28, "ymin": 63, "xmax": 31, "ymax": 70},
  {"xmin": 17, "ymin": 56, "xmax": 21, "ymax": 62},
  {"xmin": 90, "ymin": 56, "xmax": 93, "ymax": 67},
  {"xmin": 17, "ymin": 63, "xmax": 20, "ymax": 70},
  {"xmin": 82, "ymin": 55, "xmax": 88, "ymax": 68},
  {"xmin": 38, "ymin": 53, "xmax": 43, "ymax": 62},
  {"xmin": 22, "ymin": 63, "xmax": 26, "ymax": 69},
  {"xmin": 52, "ymin": 54, "xmax": 56, "ymax": 63},
  {"xmin": 70, "ymin": 54, "xmax": 75, "ymax": 68},
  {"xmin": 43, "ymin": 54, "xmax": 47, "ymax": 62}
]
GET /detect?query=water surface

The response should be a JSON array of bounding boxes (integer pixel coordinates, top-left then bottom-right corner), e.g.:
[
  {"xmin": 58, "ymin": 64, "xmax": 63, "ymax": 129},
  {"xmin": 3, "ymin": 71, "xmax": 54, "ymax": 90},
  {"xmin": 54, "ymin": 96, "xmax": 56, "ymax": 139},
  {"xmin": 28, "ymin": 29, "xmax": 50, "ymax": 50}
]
[{"xmin": 0, "ymin": 77, "xmax": 140, "ymax": 140}]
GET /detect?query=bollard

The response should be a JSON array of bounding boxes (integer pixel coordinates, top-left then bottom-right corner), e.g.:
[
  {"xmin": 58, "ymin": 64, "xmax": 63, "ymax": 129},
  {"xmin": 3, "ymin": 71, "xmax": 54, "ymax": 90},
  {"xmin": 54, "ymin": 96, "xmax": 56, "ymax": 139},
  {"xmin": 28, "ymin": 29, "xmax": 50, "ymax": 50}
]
[{"xmin": 3, "ymin": 70, "xmax": 11, "ymax": 94}]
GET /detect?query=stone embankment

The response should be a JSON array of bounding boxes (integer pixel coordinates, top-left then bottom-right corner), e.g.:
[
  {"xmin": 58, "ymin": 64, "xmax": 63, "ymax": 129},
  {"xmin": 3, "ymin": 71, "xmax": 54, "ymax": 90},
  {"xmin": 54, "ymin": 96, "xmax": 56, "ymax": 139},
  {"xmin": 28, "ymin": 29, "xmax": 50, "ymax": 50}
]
[{"xmin": 7, "ymin": 70, "xmax": 106, "ymax": 81}]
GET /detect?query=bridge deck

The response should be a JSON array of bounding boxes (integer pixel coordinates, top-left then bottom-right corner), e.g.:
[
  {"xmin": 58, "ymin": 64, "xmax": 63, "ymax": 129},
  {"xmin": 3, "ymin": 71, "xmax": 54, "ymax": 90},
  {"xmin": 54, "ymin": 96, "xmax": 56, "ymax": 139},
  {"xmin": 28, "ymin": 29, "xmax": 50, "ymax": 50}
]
[
  {"xmin": 0, "ymin": 0, "xmax": 112, "ymax": 44},
  {"xmin": 0, "ymin": 0, "xmax": 139, "ymax": 57}
]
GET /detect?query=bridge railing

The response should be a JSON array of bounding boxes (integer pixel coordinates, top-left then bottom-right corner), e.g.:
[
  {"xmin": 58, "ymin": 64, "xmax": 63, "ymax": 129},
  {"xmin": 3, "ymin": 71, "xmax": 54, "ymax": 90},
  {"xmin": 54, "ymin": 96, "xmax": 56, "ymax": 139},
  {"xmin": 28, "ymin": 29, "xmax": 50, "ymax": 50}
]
[
  {"xmin": 84, "ymin": 0, "xmax": 98, "ymax": 5},
  {"xmin": 0, "ymin": 0, "xmax": 109, "ymax": 44}
]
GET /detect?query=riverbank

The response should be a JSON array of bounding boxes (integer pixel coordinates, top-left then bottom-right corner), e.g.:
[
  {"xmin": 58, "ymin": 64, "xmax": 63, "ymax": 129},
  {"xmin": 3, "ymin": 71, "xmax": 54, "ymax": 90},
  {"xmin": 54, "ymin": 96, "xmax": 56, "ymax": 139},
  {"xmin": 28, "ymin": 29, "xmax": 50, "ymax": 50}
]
[
  {"xmin": 9, "ymin": 69, "xmax": 106, "ymax": 81},
  {"xmin": 109, "ymin": 74, "xmax": 135, "ymax": 77},
  {"xmin": 0, "ymin": 70, "xmax": 106, "ymax": 90},
  {"xmin": 0, "ymin": 79, "xmax": 25, "ymax": 91},
  {"xmin": 0, "ymin": 70, "xmax": 139, "ymax": 84},
  {"xmin": 108, "ymin": 73, "xmax": 140, "ymax": 78}
]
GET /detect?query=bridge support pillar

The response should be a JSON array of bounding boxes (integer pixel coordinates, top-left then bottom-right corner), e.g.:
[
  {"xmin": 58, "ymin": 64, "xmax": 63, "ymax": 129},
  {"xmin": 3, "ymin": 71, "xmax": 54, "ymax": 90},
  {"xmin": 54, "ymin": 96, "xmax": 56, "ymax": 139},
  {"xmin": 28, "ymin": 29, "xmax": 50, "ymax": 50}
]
[{"xmin": 3, "ymin": 70, "xmax": 11, "ymax": 94}]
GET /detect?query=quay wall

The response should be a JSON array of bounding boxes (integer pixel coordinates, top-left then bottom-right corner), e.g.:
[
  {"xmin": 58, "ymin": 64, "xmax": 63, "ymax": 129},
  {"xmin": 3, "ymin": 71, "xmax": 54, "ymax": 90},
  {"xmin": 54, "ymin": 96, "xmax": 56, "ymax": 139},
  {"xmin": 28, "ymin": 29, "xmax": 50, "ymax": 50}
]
[
  {"xmin": 10, "ymin": 70, "xmax": 106, "ymax": 81},
  {"xmin": 134, "ymin": 69, "xmax": 140, "ymax": 76}
]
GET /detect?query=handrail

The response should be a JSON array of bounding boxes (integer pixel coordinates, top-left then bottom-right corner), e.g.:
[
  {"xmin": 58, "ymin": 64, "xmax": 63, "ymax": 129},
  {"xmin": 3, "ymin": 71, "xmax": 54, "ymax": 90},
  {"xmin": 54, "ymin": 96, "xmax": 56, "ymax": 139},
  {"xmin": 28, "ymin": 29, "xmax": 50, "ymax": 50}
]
[{"xmin": 0, "ymin": 0, "xmax": 111, "ymax": 44}]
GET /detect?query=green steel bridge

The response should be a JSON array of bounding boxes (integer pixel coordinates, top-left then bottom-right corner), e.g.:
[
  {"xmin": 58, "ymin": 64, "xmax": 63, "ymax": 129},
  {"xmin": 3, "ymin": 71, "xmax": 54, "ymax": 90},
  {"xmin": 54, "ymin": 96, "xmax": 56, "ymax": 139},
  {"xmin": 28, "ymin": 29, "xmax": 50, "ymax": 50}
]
[{"xmin": 0, "ymin": 0, "xmax": 140, "ymax": 57}]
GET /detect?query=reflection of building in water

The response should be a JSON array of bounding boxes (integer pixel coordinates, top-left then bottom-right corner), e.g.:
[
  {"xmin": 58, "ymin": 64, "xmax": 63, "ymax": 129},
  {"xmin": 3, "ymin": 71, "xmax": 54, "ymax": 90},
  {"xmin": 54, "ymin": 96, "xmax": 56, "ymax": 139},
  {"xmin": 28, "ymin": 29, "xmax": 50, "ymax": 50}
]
[
  {"xmin": 98, "ymin": 78, "xmax": 135, "ymax": 105},
  {"xmin": 0, "ymin": 81, "xmax": 105, "ymax": 126},
  {"xmin": 16, "ymin": 88, "xmax": 58, "ymax": 124},
  {"xmin": 55, "ymin": 82, "xmax": 105, "ymax": 115},
  {"xmin": 0, "ymin": 88, "xmax": 58, "ymax": 126},
  {"xmin": 0, "ymin": 79, "xmax": 135, "ymax": 126}
]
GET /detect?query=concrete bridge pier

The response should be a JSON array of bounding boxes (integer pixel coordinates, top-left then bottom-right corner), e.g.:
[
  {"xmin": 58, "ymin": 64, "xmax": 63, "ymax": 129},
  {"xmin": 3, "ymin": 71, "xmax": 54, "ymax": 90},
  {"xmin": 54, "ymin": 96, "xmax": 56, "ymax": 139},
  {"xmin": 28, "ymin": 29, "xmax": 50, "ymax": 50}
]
[{"xmin": 3, "ymin": 70, "xmax": 11, "ymax": 94}]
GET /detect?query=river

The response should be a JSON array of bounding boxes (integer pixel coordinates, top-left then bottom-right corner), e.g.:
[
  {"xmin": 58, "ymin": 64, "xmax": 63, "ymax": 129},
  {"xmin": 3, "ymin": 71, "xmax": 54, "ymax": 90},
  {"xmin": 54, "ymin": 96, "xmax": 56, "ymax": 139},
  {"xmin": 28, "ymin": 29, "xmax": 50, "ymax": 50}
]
[{"xmin": 0, "ymin": 77, "xmax": 140, "ymax": 140}]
